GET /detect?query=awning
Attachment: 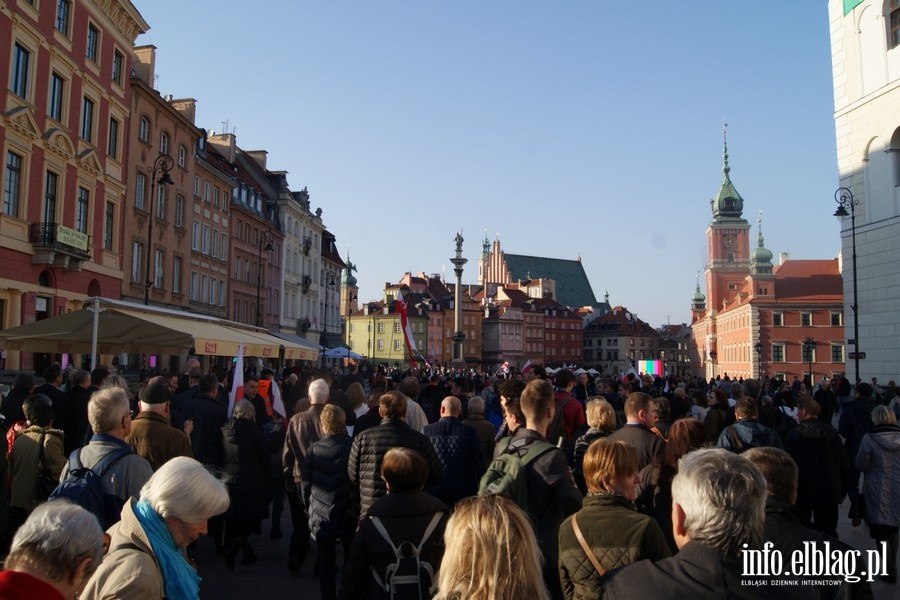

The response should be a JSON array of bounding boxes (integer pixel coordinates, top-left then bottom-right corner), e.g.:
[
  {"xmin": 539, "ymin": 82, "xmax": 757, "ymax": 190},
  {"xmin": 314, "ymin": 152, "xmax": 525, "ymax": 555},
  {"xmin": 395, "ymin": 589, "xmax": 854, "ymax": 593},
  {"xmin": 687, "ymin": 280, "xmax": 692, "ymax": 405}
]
[
  {"xmin": 0, "ymin": 297, "xmax": 310, "ymax": 358},
  {"xmin": 267, "ymin": 332, "xmax": 320, "ymax": 361}
]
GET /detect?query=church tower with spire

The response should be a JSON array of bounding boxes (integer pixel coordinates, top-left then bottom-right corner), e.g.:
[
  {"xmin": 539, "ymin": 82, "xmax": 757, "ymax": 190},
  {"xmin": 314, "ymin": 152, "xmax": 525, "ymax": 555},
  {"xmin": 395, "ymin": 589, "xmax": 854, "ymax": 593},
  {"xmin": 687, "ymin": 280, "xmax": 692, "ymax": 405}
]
[{"xmin": 705, "ymin": 126, "xmax": 752, "ymax": 312}]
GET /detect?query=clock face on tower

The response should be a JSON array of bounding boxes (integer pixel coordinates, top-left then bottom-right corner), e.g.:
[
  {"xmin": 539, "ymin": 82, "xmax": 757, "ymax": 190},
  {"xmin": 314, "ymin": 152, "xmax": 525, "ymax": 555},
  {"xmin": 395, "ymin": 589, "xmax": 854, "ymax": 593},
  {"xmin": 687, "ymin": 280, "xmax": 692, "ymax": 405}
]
[{"xmin": 723, "ymin": 234, "xmax": 737, "ymax": 250}]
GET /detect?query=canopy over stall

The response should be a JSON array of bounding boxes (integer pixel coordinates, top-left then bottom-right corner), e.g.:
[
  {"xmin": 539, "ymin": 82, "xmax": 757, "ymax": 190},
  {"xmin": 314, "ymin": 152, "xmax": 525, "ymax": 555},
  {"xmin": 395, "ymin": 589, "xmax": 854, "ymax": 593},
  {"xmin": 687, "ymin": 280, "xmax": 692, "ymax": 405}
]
[{"xmin": 0, "ymin": 297, "xmax": 319, "ymax": 360}]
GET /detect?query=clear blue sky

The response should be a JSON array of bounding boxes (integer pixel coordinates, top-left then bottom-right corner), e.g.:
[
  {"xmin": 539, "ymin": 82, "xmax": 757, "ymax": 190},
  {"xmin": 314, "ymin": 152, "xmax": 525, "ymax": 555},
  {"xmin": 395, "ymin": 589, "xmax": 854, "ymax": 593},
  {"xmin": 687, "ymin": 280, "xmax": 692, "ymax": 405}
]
[{"xmin": 136, "ymin": 1, "xmax": 839, "ymax": 328}]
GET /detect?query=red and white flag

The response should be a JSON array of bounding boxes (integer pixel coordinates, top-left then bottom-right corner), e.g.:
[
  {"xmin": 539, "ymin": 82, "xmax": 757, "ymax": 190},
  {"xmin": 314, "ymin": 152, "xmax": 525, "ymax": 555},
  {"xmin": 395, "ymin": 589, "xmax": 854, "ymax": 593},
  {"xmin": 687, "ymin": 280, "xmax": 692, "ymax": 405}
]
[
  {"xmin": 271, "ymin": 378, "xmax": 286, "ymax": 418},
  {"xmin": 395, "ymin": 290, "xmax": 418, "ymax": 368},
  {"xmin": 521, "ymin": 359, "xmax": 533, "ymax": 374},
  {"xmin": 227, "ymin": 343, "xmax": 245, "ymax": 418}
]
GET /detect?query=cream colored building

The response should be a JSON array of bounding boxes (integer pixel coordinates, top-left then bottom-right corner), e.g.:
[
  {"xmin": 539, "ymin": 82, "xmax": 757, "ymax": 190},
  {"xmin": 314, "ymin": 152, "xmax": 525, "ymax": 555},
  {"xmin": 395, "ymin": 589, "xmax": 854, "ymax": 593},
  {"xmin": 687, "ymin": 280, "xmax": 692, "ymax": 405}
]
[{"xmin": 829, "ymin": 0, "xmax": 900, "ymax": 381}]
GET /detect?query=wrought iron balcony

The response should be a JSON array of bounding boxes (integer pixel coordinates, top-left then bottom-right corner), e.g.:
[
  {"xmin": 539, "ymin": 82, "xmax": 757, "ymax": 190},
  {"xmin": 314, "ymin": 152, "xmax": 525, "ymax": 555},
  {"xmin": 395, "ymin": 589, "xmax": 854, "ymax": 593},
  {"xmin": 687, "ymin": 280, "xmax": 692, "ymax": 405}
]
[{"xmin": 29, "ymin": 222, "xmax": 92, "ymax": 268}]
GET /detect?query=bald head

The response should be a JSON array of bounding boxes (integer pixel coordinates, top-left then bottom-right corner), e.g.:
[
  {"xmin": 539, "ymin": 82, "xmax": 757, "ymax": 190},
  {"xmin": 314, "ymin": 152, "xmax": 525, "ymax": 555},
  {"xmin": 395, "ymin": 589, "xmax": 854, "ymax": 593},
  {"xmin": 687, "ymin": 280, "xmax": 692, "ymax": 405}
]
[{"xmin": 440, "ymin": 396, "xmax": 462, "ymax": 418}]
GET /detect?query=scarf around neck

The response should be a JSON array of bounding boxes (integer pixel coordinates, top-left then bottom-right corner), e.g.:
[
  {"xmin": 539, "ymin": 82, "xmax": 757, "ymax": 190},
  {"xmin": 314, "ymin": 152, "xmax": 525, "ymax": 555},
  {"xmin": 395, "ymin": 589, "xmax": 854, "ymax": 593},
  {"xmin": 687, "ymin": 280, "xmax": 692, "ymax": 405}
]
[{"xmin": 133, "ymin": 500, "xmax": 201, "ymax": 600}]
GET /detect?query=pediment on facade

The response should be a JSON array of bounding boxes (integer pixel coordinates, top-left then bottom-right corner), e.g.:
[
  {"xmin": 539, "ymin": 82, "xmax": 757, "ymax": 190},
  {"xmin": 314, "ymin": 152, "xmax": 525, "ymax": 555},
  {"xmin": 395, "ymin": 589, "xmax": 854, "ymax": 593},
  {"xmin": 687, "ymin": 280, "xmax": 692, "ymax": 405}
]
[
  {"xmin": 43, "ymin": 128, "xmax": 77, "ymax": 160},
  {"xmin": 76, "ymin": 146, "xmax": 104, "ymax": 177},
  {"xmin": 3, "ymin": 104, "xmax": 41, "ymax": 140}
]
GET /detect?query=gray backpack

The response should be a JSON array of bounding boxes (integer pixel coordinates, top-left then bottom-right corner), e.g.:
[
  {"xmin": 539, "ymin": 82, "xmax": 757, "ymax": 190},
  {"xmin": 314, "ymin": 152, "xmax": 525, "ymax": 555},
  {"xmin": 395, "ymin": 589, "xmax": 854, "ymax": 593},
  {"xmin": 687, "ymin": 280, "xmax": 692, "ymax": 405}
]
[{"xmin": 369, "ymin": 512, "xmax": 444, "ymax": 600}]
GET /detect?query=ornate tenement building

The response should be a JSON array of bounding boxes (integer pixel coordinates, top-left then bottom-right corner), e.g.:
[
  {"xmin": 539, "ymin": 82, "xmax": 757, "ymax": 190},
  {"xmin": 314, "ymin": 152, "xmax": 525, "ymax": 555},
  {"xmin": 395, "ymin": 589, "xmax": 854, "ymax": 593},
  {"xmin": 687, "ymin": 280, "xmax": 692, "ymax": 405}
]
[{"xmin": 1, "ymin": 0, "xmax": 148, "ymax": 371}]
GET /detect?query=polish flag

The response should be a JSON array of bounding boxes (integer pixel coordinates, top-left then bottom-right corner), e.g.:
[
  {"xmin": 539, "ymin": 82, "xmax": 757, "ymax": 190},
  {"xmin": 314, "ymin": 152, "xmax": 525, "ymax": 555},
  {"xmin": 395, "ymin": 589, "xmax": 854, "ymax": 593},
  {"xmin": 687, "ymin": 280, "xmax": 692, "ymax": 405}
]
[
  {"xmin": 227, "ymin": 343, "xmax": 245, "ymax": 418},
  {"xmin": 395, "ymin": 290, "xmax": 418, "ymax": 368},
  {"xmin": 271, "ymin": 378, "xmax": 287, "ymax": 418}
]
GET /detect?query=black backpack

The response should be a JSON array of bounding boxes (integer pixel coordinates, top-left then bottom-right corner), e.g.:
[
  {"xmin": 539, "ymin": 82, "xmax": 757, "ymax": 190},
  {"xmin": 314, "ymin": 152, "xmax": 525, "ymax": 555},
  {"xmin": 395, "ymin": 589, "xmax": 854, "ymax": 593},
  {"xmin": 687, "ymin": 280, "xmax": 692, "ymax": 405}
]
[
  {"xmin": 369, "ymin": 512, "xmax": 444, "ymax": 600},
  {"xmin": 49, "ymin": 446, "xmax": 133, "ymax": 528}
]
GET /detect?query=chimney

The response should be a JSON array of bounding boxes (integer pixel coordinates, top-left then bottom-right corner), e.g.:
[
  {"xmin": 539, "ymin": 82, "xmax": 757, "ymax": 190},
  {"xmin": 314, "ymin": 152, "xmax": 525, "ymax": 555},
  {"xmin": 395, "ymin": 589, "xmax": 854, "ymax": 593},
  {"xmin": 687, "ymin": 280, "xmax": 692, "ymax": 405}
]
[
  {"xmin": 246, "ymin": 150, "xmax": 267, "ymax": 170},
  {"xmin": 208, "ymin": 133, "xmax": 237, "ymax": 163},
  {"xmin": 170, "ymin": 98, "xmax": 197, "ymax": 124},
  {"xmin": 132, "ymin": 45, "xmax": 156, "ymax": 87},
  {"xmin": 779, "ymin": 252, "xmax": 790, "ymax": 265}
]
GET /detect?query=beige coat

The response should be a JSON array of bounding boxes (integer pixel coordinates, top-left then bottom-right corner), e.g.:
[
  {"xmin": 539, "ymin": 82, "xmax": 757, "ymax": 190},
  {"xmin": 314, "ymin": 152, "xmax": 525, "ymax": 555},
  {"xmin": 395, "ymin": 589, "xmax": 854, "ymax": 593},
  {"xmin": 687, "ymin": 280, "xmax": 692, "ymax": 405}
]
[
  {"xmin": 81, "ymin": 499, "xmax": 164, "ymax": 600},
  {"xmin": 8, "ymin": 426, "xmax": 65, "ymax": 511}
]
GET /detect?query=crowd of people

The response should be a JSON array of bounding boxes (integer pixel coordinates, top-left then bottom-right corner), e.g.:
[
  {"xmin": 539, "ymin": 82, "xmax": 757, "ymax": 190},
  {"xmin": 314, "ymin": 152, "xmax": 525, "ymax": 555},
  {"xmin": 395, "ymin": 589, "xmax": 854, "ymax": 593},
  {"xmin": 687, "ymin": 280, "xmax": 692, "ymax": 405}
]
[{"xmin": 0, "ymin": 359, "xmax": 897, "ymax": 599}]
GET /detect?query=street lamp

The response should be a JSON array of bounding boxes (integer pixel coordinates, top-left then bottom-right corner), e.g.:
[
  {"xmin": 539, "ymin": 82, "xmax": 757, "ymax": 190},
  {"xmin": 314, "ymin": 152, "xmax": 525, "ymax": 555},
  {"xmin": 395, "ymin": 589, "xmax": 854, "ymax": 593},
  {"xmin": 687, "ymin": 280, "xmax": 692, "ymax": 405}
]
[
  {"xmin": 803, "ymin": 337, "xmax": 816, "ymax": 387},
  {"xmin": 144, "ymin": 154, "xmax": 174, "ymax": 305},
  {"xmin": 255, "ymin": 231, "xmax": 274, "ymax": 327},
  {"xmin": 320, "ymin": 273, "xmax": 336, "ymax": 368},
  {"xmin": 754, "ymin": 342, "xmax": 762, "ymax": 378},
  {"xmin": 834, "ymin": 187, "xmax": 860, "ymax": 383}
]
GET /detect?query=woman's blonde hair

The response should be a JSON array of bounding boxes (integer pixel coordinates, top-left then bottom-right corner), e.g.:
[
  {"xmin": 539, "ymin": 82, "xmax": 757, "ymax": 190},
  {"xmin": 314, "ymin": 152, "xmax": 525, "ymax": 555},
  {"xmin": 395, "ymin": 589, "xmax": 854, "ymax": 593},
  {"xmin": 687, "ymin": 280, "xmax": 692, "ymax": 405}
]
[
  {"xmin": 434, "ymin": 495, "xmax": 549, "ymax": 600},
  {"xmin": 585, "ymin": 398, "xmax": 615, "ymax": 432},
  {"xmin": 582, "ymin": 439, "xmax": 638, "ymax": 494},
  {"xmin": 321, "ymin": 404, "xmax": 346, "ymax": 436}
]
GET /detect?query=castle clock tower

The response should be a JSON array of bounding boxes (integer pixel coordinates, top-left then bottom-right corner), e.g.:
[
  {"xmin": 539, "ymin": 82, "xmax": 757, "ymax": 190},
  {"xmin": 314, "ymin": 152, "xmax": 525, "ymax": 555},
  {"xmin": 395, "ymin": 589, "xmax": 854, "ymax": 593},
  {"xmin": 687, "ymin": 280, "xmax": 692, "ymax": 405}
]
[{"xmin": 705, "ymin": 127, "xmax": 751, "ymax": 312}]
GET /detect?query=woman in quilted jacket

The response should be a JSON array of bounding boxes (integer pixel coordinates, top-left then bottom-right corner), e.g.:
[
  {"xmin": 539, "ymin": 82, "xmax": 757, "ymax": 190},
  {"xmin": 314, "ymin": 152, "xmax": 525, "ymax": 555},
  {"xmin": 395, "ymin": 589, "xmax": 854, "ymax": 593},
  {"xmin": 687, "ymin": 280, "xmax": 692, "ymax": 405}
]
[
  {"xmin": 302, "ymin": 404, "xmax": 353, "ymax": 600},
  {"xmin": 7, "ymin": 394, "xmax": 65, "ymax": 543},
  {"xmin": 557, "ymin": 440, "xmax": 670, "ymax": 600},
  {"xmin": 855, "ymin": 405, "xmax": 900, "ymax": 583}
]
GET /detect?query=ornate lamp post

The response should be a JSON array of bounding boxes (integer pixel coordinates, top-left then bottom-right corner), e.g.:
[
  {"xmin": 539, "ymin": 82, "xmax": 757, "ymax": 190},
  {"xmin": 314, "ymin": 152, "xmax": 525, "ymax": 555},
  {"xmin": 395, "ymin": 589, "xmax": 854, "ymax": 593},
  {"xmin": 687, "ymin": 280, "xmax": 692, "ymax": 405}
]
[
  {"xmin": 803, "ymin": 337, "xmax": 816, "ymax": 387},
  {"xmin": 255, "ymin": 231, "xmax": 274, "ymax": 327},
  {"xmin": 834, "ymin": 187, "xmax": 860, "ymax": 383},
  {"xmin": 320, "ymin": 273, "xmax": 336, "ymax": 368},
  {"xmin": 144, "ymin": 154, "xmax": 174, "ymax": 305}
]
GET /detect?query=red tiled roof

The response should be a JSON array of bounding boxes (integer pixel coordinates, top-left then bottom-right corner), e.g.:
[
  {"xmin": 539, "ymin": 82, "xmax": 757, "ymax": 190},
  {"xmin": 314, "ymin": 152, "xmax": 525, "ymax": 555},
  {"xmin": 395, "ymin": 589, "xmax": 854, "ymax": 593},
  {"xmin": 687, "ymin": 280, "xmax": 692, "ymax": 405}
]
[{"xmin": 773, "ymin": 259, "xmax": 842, "ymax": 301}]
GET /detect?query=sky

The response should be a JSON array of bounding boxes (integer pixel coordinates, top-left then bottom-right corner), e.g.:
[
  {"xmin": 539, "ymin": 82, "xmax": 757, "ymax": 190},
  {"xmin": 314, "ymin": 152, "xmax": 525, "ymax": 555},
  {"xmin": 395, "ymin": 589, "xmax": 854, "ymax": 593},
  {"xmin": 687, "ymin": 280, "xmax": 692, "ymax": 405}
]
[{"xmin": 135, "ymin": 1, "xmax": 840, "ymax": 328}]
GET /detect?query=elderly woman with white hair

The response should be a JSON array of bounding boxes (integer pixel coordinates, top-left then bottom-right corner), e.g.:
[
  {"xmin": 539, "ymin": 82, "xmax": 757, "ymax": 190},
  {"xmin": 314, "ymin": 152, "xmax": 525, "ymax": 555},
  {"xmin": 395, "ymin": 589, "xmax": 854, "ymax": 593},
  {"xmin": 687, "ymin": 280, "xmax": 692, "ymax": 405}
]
[
  {"xmin": 856, "ymin": 405, "xmax": 900, "ymax": 583},
  {"xmin": 0, "ymin": 502, "xmax": 104, "ymax": 600},
  {"xmin": 81, "ymin": 456, "xmax": 229, "ymax": 599}
]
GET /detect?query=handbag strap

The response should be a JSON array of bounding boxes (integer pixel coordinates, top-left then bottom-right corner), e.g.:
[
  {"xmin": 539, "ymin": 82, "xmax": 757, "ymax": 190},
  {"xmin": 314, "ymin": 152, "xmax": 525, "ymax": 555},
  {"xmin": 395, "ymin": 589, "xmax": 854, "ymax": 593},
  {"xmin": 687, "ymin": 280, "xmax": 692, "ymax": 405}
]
[
  {"xmin": 37, "ymin": 429, "xmax": 47, "ymax": 470},
  {"xmin": 572, "ymin": 512, "xmax": 606, "ymax": 577}
]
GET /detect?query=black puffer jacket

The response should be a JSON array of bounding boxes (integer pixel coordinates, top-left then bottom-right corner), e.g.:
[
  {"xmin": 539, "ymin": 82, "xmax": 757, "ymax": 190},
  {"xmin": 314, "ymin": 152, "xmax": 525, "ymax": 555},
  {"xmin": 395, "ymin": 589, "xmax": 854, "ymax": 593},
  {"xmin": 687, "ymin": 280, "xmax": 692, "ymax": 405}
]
[
  {"xmin": 423, "ymin": 417, "xmax": 485, "ymax": 506},
  {"xmin": 338, "ymin": 491, "xmax": 449, "ymax": 600},
  {"xmin": 221, "ymin": 417, "xmax": 270, "ymax": 520},
  {"xmin": 784, "ymin": 419, "xmax": 849, "ymax": 505},
  {"xmin": 301, "ymin": 434, "xmax": 352, "ymax": 540},
  {"xmin": 348, "ymin": 419, "xmax": 443, "ymax": 518}
]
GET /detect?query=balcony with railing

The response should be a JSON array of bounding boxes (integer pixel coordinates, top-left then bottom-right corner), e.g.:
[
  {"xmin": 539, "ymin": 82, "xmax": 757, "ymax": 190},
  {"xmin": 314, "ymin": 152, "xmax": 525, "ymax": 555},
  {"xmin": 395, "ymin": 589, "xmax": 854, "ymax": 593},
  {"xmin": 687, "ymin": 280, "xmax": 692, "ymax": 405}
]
[{"xmin": 29, "ymin": 222, "xmax": 92, "ymax": 269}]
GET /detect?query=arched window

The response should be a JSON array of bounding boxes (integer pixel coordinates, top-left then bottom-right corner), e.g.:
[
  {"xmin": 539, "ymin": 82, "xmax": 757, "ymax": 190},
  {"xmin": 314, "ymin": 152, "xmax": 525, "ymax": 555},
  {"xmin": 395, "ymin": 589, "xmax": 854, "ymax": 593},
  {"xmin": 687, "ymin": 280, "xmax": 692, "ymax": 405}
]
[
  {"xmin": 139, "ymin": 116, "xmax": 149, "ymax": 141},
  {"xmin": 160, "ymin": 131, "xmax": 169, "ymax": 154},
  {"xmin": 178, "ymin": 144, "xmax": 186, "ymax": 167}
]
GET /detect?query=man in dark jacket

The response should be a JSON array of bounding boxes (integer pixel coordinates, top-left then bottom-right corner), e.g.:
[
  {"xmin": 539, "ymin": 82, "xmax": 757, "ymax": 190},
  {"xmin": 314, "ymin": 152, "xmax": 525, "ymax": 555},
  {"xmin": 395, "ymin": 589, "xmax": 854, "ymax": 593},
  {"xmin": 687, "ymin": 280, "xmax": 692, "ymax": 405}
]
[
  {"xmin": 814, "ymin": 379, "xmax": 839, "ymax": 425},
  {"xmin": 34, "ymin": 365, "xmax": 67, "ymax": 419},
  {"xmin": 716, "ymin": 398, "xmax": 782, "ymax": 453},
  {"xmin": 784, "ymin": 397, "xmax": 849, "ymax": 537},
  {"xmin": 423, "ymin": 396, "xmax": 485, "ymax": 506},
  {"xmin": 347, "ymin": 391, "xmax": 443, "ymax": 520},
  {"xmin": 839, "ymin": 382, "xmax": 877, "ymax": 524},
  {"xmin": 180, "ymin": 373, "xmax": 227, "ymax": 468},
  {"xmin": 606, "ymin": 392, "xmax": 665, "ymax": 471},
  {"xmin": 125, "ymin": 377, "xmax": 192, "ymax": 472},
  {"xmin": 1, "ymin": 373, "xmax": 33, "ymax": 427},
  {"xmin": 510, "ymin": 379, "xmax": 582, "ymax": 600},
  {"xmin": 62, "ymin": 370, "xmax": 90, "ymax": 454},
  {"xmin": 282, "ymin": 378, "xmax": 330, "ymax": 572},
  {"xmin": 744, "ymin": 447, "xmax": 871, "ymax": 598},
  {"xmin": 602, "ymin": 448, "xmax": 817, "ymax": 600}
]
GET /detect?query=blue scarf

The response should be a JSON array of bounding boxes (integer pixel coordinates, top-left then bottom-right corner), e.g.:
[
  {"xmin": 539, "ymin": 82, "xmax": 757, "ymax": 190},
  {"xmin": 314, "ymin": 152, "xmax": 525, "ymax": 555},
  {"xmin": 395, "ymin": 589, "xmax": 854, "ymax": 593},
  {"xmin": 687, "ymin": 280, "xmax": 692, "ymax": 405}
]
[{"xmin": 133, "ymin": 500, "xmax": 201, "ymax": 600}]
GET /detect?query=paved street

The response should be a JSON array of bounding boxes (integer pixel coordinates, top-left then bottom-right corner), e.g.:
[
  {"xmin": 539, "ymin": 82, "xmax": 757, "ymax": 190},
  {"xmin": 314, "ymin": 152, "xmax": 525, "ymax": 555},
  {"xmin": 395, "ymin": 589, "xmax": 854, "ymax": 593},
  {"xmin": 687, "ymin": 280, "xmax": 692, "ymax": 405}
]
[
  {"xmin": 193, "ymin": 496, "xmax": 897, "ymax": 599},
  {"xmin": 195, "ymin": 511, "xmax": 323, "ymax": 600}
]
